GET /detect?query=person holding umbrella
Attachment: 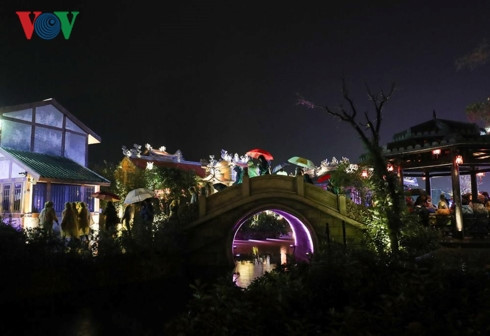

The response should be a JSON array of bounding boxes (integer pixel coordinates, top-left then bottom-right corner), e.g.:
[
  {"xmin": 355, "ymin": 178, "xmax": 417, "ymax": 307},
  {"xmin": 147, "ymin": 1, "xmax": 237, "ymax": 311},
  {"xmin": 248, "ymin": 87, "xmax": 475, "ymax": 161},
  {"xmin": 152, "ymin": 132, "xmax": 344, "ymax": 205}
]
[
  {"xmin": 257, "ymin": 155, "xmax": 270, "ymax": 175},
  {"xmin": 103, "ymin": 201, "xmax": 120, "ymax": 236},
  {"xmin": 121, "ymin": 204, "xmax": 133, "ymax": 236}
]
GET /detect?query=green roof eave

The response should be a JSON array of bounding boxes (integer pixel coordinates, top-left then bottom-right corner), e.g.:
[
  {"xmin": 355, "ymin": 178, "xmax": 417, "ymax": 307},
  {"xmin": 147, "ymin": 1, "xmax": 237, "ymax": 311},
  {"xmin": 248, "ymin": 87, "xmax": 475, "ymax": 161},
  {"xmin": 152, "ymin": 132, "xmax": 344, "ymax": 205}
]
[{"xmin": 0, "ymin": 147, "xmax": 110, "ymax": 186}]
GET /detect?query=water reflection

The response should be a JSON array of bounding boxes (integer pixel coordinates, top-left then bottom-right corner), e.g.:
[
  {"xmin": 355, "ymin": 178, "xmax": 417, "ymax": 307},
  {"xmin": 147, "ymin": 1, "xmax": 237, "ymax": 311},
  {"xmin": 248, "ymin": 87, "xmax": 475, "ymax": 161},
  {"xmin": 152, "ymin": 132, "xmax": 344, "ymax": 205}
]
[
  {"xmin": 232, "ymin": 239, "xmax": 294, "ymax": 288},
  {"xmin": 233, "ymin": 257, "xmax": 276, "ymax": 288}
]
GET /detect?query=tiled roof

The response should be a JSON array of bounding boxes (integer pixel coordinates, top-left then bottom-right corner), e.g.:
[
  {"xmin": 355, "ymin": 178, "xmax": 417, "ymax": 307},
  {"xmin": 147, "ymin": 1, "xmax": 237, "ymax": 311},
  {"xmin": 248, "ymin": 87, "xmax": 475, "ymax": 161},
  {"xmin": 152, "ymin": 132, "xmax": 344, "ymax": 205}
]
[
  {"xmin": 2, "ymin": 147, "xmax": 110, "ymax": 185},
  {"xmin": 129, "ymin": 157, "xmax": 206, "ymax": 177}
]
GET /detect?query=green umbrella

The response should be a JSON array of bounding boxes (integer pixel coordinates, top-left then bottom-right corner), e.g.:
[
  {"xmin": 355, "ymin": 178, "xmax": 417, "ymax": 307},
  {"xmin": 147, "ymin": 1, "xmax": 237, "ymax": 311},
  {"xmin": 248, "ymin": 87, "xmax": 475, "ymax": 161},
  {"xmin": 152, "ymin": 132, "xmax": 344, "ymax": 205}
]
[{"xmin": 287, "ymin": 156, "xmax": 316, "ymax": 169}]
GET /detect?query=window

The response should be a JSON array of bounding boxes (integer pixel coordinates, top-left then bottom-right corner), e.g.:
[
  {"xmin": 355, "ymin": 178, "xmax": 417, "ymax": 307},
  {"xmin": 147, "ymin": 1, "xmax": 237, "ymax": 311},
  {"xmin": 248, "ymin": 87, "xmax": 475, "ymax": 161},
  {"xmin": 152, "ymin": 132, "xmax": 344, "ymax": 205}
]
[
  {"xmin": 2, "ymin": 184, "xmax": 11, "ymax": 213},
  {"xmin": 32, "ymin": 183, "xmax": 46, "ymax": 213},
  {"xmin": 32, "ymin": 183, "xmax": 95, "ymax": 213},
  {"xmin": 13, "ymin": 183, "xmax": 22, "ymax": 212}
]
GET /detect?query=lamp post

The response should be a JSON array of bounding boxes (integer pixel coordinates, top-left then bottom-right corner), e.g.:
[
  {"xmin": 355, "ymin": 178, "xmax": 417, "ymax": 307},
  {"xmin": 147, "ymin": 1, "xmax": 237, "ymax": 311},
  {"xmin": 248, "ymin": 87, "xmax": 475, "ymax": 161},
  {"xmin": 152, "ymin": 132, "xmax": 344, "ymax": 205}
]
[{"xmin": 451, "ymin": 154, "xmax": 463, "ymax": 238}]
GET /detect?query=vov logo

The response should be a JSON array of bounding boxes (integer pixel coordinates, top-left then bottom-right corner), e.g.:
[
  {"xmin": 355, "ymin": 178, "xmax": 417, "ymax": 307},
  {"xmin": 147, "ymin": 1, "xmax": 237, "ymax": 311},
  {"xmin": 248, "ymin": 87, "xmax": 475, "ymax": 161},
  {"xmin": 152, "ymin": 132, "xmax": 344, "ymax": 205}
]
[{"xmin": 16, "ymin": 11, "xmax": 79, "ymax": 40}]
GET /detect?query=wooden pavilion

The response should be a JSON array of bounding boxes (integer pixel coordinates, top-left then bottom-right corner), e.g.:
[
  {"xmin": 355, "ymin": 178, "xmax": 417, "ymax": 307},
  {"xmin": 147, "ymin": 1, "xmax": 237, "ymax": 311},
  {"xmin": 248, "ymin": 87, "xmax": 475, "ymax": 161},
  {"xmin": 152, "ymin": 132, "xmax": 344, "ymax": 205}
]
[{"xmin": 383, "ymin": 113, "xmax": 490, "ymax": 238}]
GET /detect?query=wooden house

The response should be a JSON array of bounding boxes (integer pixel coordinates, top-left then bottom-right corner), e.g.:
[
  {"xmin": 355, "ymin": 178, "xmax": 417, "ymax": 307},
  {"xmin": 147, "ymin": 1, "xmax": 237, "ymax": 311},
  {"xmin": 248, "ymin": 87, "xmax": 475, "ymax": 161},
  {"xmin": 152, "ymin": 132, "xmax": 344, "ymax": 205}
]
[{"xmin": 0, "ymin": 98, "xmax": 110, "ymax": 229}]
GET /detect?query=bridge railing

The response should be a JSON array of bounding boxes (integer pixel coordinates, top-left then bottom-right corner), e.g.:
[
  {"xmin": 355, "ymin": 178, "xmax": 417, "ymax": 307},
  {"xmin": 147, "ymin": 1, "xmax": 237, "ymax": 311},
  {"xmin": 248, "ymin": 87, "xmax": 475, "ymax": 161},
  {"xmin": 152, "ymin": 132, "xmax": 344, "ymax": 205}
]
[{"xmin": 199, "ymin": 174, "xmax": 345, "ymax": 217}]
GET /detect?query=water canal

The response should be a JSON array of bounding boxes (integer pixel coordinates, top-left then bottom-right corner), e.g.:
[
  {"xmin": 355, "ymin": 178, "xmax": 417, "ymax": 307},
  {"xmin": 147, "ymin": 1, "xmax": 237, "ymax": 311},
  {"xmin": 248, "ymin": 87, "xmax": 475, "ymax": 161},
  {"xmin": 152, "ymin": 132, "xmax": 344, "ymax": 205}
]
[{"xmin": 232, "ymin": 238, "xmax": 295, "ymax": 288}]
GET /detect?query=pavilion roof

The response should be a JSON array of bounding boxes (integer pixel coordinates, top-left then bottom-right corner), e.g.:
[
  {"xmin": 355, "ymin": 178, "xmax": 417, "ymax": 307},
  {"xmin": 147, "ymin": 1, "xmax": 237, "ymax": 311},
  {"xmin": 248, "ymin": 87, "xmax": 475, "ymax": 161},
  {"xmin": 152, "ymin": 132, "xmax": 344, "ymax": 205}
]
[
  {"xmin": 382, "ymin": 117, "xmax": 490, "ymax": 176},
  {"xmin": 387, "ymin": 117, "xmax": 484, "ymax": 152}
]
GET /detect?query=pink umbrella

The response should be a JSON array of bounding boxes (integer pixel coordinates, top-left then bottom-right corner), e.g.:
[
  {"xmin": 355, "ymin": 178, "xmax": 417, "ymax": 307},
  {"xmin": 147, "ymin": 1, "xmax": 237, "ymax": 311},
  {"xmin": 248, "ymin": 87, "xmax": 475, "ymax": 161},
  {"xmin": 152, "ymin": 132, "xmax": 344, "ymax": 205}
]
[{"xmin": 246, "ymin": 148, "xmax": 274, "ymax": 161}]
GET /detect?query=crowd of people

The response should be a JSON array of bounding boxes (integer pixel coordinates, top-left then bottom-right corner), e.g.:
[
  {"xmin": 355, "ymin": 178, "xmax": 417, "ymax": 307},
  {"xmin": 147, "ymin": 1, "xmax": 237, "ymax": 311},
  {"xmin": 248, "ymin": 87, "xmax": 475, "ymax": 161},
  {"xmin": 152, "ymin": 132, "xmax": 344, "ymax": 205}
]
[
  {"xmin": 408, "ymin": 191, "xmax": 490, "ymax": 226},
  {"xmin": 38, "ymin": 198, "xmax": 157, "ymax": 242},
  {"xmin": 229, "ymin": 155, "xmax": 314, "ymax": 187},
  {"xmin": 39, "ymin": 200, "xmax": 95, "ymax": 242}
]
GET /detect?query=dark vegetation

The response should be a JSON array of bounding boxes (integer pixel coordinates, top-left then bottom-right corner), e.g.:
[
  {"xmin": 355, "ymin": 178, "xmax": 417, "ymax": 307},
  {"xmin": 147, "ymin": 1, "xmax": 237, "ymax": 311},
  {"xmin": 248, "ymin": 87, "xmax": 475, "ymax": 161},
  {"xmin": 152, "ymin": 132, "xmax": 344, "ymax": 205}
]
[
  {"xmin": 2, "ymin": 217, "xmax": 490, "ymax": 335},
  {"xmin": 235, "ymin": 212, "xmax": 290, "ymax": 240}
]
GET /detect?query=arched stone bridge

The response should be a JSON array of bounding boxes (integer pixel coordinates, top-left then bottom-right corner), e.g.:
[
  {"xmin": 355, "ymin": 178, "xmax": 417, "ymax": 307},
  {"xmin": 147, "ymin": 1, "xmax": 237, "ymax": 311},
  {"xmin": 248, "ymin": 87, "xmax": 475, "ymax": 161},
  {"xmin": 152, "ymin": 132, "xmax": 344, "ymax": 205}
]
[{"xmin": 184, "ymin": 174, "xmax": 366, "ymax": 273}]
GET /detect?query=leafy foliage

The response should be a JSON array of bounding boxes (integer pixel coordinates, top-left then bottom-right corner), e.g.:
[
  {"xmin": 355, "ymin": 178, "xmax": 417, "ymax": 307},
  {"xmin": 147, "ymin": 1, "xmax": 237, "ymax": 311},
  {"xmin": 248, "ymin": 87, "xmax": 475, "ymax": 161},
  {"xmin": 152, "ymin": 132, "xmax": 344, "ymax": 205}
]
[
  {"xmin": 235, "ymin": 211, "xmax": 290, "ymax": 240},
  {"xmin": 166, "ymin": 244, "xmax": 490, "ymax": 336},
  {"xmin": 465, "ymin": 98, "xmax": 490, "ymax": 127}
]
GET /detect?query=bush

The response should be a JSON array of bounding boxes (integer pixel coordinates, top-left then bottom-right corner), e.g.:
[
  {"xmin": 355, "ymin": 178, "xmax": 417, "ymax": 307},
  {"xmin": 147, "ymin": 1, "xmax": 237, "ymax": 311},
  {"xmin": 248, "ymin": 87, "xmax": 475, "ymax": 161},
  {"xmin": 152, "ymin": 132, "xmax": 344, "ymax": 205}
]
[{"xmin": 165, "ymin": 244, "xmax": 490, "ymax": 336}]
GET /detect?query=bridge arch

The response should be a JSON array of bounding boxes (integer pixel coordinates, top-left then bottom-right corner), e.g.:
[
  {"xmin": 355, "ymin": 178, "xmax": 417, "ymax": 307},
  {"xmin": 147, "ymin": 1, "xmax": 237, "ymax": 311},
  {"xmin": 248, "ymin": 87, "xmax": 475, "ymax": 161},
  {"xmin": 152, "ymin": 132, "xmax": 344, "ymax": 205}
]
[
  {"xmin": 230, "ymin": 204, "xmax": 316, "ymax": 264},
  {"xmin": 184, "ymin": 174, "xmax": 365, "ymax": 275}
]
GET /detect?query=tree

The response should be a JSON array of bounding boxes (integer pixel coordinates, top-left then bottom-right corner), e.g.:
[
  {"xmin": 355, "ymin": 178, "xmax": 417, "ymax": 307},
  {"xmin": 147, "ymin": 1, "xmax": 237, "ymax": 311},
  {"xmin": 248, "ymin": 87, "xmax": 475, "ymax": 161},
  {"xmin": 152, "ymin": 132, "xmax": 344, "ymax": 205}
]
[
  {"xmin": 236, "ymin": 211, "xmax": 290, "ymax": 240},
  {"xmin": 455, "ymin": 39, "xmax": 490, "ymax": 127},
  {"xmin": 465, "ymin": 98, "xmax": 490, "ymax": 128},
  {"xmin": 298, "ymin": 80, "xmax": 404, "ymax": 254}
]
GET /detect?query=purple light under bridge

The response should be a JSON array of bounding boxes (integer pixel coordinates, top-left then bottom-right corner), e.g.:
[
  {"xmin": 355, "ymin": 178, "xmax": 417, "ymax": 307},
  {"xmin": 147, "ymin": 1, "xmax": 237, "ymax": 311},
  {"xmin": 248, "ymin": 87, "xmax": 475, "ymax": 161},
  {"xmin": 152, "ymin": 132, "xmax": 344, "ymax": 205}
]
[{"xmin": 232, "ymin": 209, "xmax": 314, "ymax": 262}]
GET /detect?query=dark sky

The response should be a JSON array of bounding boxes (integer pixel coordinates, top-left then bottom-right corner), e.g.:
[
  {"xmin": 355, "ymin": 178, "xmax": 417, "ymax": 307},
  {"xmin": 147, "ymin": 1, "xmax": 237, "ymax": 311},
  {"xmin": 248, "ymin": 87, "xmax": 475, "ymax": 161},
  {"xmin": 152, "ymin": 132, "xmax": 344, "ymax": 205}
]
[{"xmin": 1, "ymin": 1, "xmax": 490, "ymax": 169}]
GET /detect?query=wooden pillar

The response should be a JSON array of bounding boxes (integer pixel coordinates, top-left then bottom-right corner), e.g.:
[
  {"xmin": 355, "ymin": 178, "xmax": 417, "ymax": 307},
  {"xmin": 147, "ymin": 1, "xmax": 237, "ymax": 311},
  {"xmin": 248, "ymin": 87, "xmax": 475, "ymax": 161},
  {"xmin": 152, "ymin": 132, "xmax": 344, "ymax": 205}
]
[
  {"xmin": 296, "ymin": 175, "xmax": 304, "ymax": 196},
  {"xmin": 451, "ymin": 156, "xmax": 463, "ymax": 237},
  {"xmin": 397, "ymin": 164, "xmax": 404, "ymax": 189},
  {"xmin": 424, "ymin": 170, "xmax": 431, "ymax": 195},
  {"xmin": 470, "ymin": 169, "xmax": 478, "ymax": 203},
  {"xmin": 337, "ymin": 194, "xmax": 346, "ymax": 214},
  {"xmin": 198, "ymin": 193, "xmax": 206, "ymax": 217},
  {"xmin": 241, "ymin": 173, "xmax": 250, "ymax": 197}
]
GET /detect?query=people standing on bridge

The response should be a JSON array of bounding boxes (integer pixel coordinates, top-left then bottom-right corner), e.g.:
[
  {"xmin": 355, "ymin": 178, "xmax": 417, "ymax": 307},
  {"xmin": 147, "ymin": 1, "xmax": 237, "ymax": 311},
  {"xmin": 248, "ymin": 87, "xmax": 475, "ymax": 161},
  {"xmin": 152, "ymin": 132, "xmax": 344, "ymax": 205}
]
[
  {"xmin": 258, "ymin": 155, "xmax": 270, "ymax": 175},
  {"xmin": 188, "ymin": 186, "xmax": 198, "ymax": 204},
  {"xmin": 247, "ymin": 160, "xmax": 258, "ymax": 178},
  {"xmin": 296, "ymin": 168, "xmax": 313, "ymax": 184},
  {"xmin": 304, "ymin": 172, "xmax": 314, "ymax": 184},
  {"xmin": 233, "ymin": 165, "xmax": 244, "ymax": 185},
  {"xmin": 275, "ymin": 168, "xmax": 288, "ymax": 176}
]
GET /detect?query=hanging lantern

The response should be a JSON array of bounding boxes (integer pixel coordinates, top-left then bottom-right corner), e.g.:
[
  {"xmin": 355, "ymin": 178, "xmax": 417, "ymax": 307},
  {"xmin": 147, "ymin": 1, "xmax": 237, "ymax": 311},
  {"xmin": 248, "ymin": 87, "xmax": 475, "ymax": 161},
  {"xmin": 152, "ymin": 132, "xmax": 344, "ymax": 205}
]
[
  {"xmin": 477, "ymin": 172, "xmax": 485, "ymax": 183},
  {"xmin": 455, "ymin": 155, "xmax": 463, "ymax": 165},
  {"xmin": 432, "ymin": 148, "xmax": 441, "ymax": 156}
]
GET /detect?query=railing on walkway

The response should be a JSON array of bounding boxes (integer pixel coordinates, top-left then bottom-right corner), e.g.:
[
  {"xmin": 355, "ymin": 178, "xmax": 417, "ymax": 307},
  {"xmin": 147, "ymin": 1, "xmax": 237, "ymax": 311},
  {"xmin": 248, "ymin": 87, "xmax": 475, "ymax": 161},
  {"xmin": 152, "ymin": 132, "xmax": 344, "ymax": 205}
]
[{"xmin": 428, "ymin": 213, "xmax": 490, "ymax": 239}]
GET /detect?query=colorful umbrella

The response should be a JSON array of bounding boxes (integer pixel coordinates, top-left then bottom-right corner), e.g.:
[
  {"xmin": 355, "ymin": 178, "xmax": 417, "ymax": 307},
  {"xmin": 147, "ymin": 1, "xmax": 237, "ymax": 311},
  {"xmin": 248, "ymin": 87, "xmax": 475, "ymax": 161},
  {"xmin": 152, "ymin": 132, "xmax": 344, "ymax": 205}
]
[
  {"xmin": 91, "ymin": 191, "xmax": 120, "ymax": 201},
  {"xmin": 246, "ymin": 148, "xmax": 274, "ymax": 161},
  {"xmin": 272, "ymin": 162, "xmax": 290, "ymax": 174},
  {"xmin": 287, "ymin": 156, "xmax": 316, "ymax": 169},
  {"xmin": 316, "ymin": 174, "xmax": 331, "ymax": 183},
  {"xmin": 124, "ymin": 188, "xmax": 154, "ymax": 204}
]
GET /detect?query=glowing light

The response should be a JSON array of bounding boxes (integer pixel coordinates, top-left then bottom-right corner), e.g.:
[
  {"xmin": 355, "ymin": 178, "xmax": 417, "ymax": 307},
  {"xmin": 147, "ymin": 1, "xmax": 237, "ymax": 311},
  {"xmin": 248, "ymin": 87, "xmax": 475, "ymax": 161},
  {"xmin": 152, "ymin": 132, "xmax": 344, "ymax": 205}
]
[
  {"xmin": 432, "ymin": 149, "xmax": 441, "ymax": 156},
  {"xmin": 455, "ymin": 155, "xmax": 463, "ymax": 165},
  {"xmin": 146, "ymin": 162, "xmax": 154, "ymax": 170},
  {"xmin": 361, "ymin": 170, "xmax": 368, "ymax": 178},
  {"xmin": 387, "ymin": 164, "xmax": 394, "ymax": 172},
  {"xmin": 477, "ymin": 172, "xmax": 485, "ymax": 177}
]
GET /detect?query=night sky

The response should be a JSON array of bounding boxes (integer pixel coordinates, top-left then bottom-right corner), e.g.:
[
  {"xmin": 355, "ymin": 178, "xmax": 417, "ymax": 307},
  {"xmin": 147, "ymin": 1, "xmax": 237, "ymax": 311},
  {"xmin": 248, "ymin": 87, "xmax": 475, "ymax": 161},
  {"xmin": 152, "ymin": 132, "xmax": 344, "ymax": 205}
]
[{"xmin": 1, "ymin": 1, "xmax": 490, "ymax": 170}]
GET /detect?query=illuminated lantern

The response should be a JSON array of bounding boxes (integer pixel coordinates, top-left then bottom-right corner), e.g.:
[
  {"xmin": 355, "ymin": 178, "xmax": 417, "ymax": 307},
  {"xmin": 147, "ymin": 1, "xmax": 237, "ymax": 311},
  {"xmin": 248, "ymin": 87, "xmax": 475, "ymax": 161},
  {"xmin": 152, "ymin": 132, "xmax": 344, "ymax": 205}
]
[
  {"xmin": 432, "ymin": 149, "xmax": 441, "ymax": 156},
  {"xmin": 361, "ymin": 170, "xmax": 368, "ymax": 178},
  {"xmin": 455, "ymin": 155, "xmax": 463, "ymax": 165}
]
